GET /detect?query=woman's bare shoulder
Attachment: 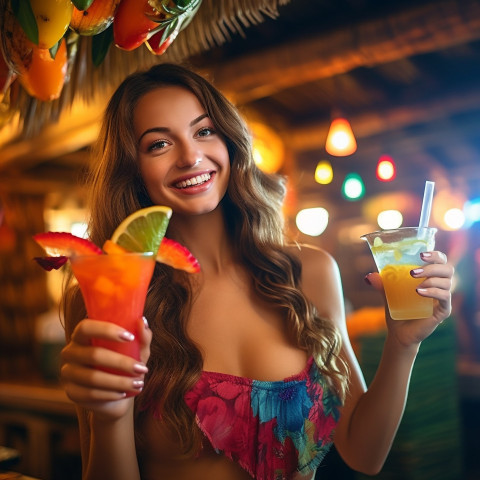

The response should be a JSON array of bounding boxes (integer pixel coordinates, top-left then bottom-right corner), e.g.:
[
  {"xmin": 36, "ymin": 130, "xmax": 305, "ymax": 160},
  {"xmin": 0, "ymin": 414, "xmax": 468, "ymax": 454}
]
[
  {"xmin": 284, "ymin": 242, "xmax": 344, "ymax": 323},
  {"xmin": 284, "ymin": 242, "xmax": 338, "ymax": 273}
]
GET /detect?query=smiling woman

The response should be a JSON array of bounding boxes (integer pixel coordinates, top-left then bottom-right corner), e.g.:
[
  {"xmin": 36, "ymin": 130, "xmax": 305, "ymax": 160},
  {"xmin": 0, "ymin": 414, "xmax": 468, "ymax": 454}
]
[{"xmin": 58, "ymin": 62, "xmax": 454, "ymax": 480}]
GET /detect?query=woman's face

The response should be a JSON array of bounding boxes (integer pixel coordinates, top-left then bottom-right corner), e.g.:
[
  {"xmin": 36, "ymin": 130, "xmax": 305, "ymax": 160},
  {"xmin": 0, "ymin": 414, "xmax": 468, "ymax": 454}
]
[{"xmin": 134, "ymin": 86, "xmax": 230, "ymax": 216}]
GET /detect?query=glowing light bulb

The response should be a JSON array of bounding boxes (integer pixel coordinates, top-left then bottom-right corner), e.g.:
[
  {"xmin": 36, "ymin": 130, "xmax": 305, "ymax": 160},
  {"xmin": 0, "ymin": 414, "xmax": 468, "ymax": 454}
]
[
  {"xmin": 444, "ymin": 208, "xmax": 465, "ymax": 230},
  {"xmin": 325, "ymin": 118, "xmax": 357, "ymax": 156},
  {"xmin": 296, "ymin": 207, "xmax": 329, "ymax": 236},
  {"xmin": 342, "ymin": 173, "xmax": 365, "ymax": 201},
  {"xmin": 377, "ymin": 210, "xmax": 403, "ymax": 229},
  {"xmin": 314, "ymin": 160, "xmax": 333, "ymax": 184},
  {"xmin": 376, "ymin": 155, "xmax": 396, "ymax": 182}
]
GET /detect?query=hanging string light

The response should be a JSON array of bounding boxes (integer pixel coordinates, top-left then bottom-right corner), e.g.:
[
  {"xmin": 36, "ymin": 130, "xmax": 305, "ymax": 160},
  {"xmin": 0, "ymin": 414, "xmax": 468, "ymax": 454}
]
[
  {"xmin": 314, "ymin": 160, "xmax": 333, "ymax": 184},
  {"xmin": 376, "ymin": 155, "xmax": 397, "ymax": 182},
  {"xmin": 325, "ymin": 117, "xmax": 357, "ymax": 156},
  {"xmin": 342, "ymin": 173, "xmax": 365, "ymax": 200}
]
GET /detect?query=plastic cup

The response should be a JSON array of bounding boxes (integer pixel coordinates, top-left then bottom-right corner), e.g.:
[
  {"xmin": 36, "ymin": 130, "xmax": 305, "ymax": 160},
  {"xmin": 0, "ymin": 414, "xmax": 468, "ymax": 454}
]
[{"xmin": 361, "ymin": 227, "xmax": 437, "ymax": 320}]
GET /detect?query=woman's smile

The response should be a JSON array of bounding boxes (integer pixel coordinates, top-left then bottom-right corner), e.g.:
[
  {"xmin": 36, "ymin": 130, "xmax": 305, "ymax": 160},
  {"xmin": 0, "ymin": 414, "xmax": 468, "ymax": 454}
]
[{"xmin": 172, "ymin": 171, "xmax": 216, "ymax": 193}]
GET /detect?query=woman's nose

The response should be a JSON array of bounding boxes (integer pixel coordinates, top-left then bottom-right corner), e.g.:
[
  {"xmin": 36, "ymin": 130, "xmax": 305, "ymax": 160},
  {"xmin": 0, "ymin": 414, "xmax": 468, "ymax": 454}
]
[{"xmin": 176, "ymin": 143, "xmax": 202, "ymax": 168}]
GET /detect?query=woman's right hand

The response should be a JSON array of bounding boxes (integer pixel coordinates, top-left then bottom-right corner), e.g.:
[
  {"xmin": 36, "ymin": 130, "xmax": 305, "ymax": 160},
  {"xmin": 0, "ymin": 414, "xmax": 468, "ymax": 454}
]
[{"xmin": 60, "ymin": 317, "xmax": 151, "ymax": 420}]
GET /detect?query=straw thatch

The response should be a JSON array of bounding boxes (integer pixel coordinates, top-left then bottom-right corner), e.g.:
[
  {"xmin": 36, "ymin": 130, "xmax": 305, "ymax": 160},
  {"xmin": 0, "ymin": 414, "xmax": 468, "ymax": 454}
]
[{"xmin": 1, "ymin": 0, "xmax": 291, "ymax": 138}]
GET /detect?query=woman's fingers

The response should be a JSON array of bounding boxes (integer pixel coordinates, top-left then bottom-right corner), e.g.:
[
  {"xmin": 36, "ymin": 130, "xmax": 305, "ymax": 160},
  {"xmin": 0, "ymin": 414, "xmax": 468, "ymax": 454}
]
[
  {"xmin": 420, "ymin": 250, "xmax": 448, "ymax": 265},
  {"xmin": 61, "ymin": 342, "xmax": 147, "ymax": 376},
  {"xmin": 138, "ymin": 316, "xmax": 152, "ymax": 365},
  {"xmin": 61, "ymin": 361, "xmax": 144, "ymax": 393},
  {"xmin": 70, "ymin": 318, "xmax": 135, "ymax": 346}
]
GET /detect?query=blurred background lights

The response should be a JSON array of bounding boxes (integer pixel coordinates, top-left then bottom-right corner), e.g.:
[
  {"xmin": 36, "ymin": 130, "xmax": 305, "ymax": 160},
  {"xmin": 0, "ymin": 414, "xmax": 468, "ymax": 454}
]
[
  {"xmin": 464, "ymin": 198, "xmax": 480, "ymax": 225},
  {"xmin": 376, "ymin": 155, "xmax": 396, "ymax": 182},
  {"xmin": 296, "ymin": 207, "xmax": 329, "ymax": 236},
  {"xmin": 342, "ymin": 173, "xmax": 365, "ymax": 200},
  {"xmin": 377, "ymin": 209, "xmax": 403, "ymax": 229},
  {"xmin": 325, "ymin": 117, "xmax": 357, "ymax": 156},
  {"xmin": 444, "ymin": 208, "xmax": 465, "ymax": 230},
  {"xmin": 71, "ymin": 221, "xmax": 88, "ymax": 238},
  {"xmin": 250, "ymin": 121, "xmax": 285, "ymax": 173},
  {"xmin": 314, "ymin": 160, "xmax": 333, "ymax": 184},
  {"xmin": 432, "ymin": 188, "xmax": 467, "ymax": 230}
]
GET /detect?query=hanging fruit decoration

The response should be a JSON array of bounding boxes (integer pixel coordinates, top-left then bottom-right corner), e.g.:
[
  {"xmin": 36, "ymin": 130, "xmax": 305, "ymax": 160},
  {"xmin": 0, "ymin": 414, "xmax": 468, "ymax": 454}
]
[
  {"xmin": 18, "ymin": 37, "xmax": 68, "ymax": 102},
  {"xmin": 29, "ymin": 0, "xmax": 74, "ymax": 49},
  {"xmin": 70, "ymin": 0, "xmax": 120, "ymax": 36},
  {"xmin": 0, "ymin": 0, "xmax": 203, "ymax": 103}
]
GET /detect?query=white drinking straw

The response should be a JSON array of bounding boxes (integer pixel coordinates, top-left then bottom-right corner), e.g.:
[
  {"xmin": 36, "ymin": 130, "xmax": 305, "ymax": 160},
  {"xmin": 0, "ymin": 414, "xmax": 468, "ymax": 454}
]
[{"xmin": 418, "ymin": 180, "xmax": 435, "ymax": 229}]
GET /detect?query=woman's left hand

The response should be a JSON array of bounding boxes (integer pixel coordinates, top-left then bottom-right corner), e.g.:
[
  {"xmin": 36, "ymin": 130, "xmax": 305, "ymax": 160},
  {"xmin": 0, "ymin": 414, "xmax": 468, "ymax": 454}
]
[{"xmin": 366, "ymin": 250, "xmax": 454, "ymax": 348}]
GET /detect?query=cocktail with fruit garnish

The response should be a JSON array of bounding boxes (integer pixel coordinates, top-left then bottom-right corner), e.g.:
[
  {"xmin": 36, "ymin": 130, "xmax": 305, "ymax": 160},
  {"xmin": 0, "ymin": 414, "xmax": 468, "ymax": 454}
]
[{"xmin": 34, "ymin": 206, "xmax": 200, "ymax": 376}]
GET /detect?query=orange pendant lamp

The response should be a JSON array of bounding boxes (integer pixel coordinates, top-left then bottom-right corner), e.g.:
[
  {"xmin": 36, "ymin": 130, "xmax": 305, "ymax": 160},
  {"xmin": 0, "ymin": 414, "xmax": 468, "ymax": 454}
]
[{"xmin": 325, "ymin": 116, "xmax": 357, "ymax": 156}]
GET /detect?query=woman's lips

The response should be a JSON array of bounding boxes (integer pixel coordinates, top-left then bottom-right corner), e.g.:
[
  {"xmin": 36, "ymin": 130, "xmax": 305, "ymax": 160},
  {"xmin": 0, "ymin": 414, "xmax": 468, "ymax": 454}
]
[
  {"xmin": 171, "ymin": 171, "xmax": 216, "ymax": 194},
  {"xmin": 174, "ymin": 172, "xmax": 211, "ymax": 189}
]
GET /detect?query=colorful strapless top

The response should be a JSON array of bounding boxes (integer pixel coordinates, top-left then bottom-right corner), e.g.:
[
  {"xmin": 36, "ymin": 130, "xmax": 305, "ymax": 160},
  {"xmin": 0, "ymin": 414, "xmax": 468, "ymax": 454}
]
[{"xmin": 184, "ymin": 357, "xmax": 341, "ymax": 480}]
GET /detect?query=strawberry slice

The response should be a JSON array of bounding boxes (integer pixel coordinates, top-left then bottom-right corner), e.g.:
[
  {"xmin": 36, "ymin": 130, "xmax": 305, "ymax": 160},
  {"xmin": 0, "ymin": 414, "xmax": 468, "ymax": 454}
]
[
  {"xmin": 33, "ymin": 232, "xmax": 103, "ymax": 257},
  {"xmin": 157, "ymin": 238, "xmax": 200, "ymax": 273}
]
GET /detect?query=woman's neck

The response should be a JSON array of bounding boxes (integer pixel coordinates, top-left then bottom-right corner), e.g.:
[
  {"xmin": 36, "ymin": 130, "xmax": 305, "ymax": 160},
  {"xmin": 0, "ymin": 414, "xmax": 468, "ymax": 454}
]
[{"xmin": 166, "ymin": 207, "xmax": 236, "ymax": 274}]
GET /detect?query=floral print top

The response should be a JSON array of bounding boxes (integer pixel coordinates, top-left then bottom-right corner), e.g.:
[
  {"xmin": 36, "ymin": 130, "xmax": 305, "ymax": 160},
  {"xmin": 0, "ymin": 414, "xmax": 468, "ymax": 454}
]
[{"xmin": 184, "ymin": 357, "xmax": 341, "ymax": 480}]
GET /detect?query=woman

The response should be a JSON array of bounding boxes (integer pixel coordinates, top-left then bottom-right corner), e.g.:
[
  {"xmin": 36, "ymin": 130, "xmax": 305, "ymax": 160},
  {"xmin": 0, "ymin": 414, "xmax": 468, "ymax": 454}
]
[{"xmin": 60, "ymin": 63, "xmax": 453, "ymax": 480}]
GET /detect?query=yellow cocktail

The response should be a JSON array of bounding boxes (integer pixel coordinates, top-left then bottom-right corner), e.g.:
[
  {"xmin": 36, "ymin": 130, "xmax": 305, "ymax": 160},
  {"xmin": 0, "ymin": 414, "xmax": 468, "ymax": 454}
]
[
  {"xmin": 380, "ymin": 264, "xmax": 433, "ymax": 320},
  {"xmin": 361, "ymin": 227, "xmax": 437, "ymax": 320}
]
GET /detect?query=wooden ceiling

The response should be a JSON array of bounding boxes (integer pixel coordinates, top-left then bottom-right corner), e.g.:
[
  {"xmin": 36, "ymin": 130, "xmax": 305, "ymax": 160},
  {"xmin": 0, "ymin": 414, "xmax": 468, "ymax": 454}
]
[{"xmin": 1, "ymin": 0, "xmax": 479, "ymax": 213}]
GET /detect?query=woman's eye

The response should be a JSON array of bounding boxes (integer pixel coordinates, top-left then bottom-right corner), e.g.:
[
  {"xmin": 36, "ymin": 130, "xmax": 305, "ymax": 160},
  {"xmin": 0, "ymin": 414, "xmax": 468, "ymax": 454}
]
[
  {"xmin": 147, "ymin": 139, "xmax": 169, "ymax": 152},
  {"xmin": 197, "ymin": 127, "xmax": 215, "ymax": 137}
]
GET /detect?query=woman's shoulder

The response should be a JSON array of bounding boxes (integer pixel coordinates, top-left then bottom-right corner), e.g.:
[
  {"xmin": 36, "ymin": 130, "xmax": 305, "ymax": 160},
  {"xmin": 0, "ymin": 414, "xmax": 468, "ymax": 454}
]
[
  {"xmin": 284, "ymin": 242, "xmax": 338, "ymax": 274},
  {"xmin": 283, "ymin": 243, "xmax": 344, "ymax": 318}
]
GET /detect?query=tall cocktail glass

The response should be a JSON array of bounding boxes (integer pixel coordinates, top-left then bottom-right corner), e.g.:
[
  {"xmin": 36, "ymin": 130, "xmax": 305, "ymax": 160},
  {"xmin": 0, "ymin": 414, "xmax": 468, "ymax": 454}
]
[
  {"xmin": 70, "ymin": 252, "xmax": 155, "ymax": 370},
  {"xmin": 361, "ymin": 227, "xmax": 436, "ymax": 320}
]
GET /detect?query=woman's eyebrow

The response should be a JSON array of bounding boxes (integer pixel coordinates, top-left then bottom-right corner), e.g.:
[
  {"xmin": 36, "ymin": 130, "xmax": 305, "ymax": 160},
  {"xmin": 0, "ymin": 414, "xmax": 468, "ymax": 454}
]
[
  {"xmin": 138, "ymin": 114, "xmax": 209, "ymax": 144},
  {"xmin": 190, "ymin": 113, "xmax": 208, "ymax": 126}
]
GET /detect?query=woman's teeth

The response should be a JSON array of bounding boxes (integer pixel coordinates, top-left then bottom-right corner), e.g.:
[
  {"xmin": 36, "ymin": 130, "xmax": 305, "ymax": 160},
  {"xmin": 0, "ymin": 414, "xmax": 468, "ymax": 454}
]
[{"xmin": 175, "ymin": 173, "xmax": 211, "ymax": 189}]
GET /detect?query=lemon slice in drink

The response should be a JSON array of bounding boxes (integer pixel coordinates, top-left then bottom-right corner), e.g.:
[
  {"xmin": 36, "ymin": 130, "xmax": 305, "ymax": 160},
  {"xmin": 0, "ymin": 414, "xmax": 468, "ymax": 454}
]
[{"xmin": 111, "ymin": 206, "xmax": 172, "ymax": 253}]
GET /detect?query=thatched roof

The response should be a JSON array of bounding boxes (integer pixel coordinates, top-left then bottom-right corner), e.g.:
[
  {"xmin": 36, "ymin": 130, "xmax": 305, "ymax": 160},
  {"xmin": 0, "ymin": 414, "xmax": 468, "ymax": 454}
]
[{"xmin": 0, "ymin": 0, "xmax": 290, "ymax": 138}]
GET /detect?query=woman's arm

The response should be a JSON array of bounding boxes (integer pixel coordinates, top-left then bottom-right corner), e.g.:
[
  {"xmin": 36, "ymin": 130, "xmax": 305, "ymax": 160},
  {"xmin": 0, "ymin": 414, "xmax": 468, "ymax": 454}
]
[
  {"xmin": 61, "ymin": 317, "xmax": 151, "ymax": 480},
  {"xmin": 297, "ymin": 246, "xmax": 453, "ymax": 475}
]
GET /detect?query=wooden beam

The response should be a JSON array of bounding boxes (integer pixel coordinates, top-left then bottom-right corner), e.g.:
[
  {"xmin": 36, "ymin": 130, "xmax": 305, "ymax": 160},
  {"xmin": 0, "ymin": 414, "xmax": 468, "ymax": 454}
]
[
  {"xmin": 209, "ymin": 0, "xmax": 480, "ymax": 103},
  {"xmin": 287, "ymin": 88, "xmax": 480, "ymax": 151}
]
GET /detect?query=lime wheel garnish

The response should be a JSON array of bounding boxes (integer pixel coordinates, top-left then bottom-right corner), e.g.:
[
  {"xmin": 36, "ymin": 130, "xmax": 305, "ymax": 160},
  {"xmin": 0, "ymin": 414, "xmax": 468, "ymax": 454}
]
[{"xmin": 110, "ymin": 205, "xmax": 172, "ymax": 254}]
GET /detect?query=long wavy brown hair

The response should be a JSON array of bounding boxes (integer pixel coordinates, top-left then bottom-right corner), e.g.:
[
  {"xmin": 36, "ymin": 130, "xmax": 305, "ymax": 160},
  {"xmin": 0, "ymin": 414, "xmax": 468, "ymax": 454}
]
[{"xmin": 63, "ymin": 63, "xmax": 348, "ymax": 456}]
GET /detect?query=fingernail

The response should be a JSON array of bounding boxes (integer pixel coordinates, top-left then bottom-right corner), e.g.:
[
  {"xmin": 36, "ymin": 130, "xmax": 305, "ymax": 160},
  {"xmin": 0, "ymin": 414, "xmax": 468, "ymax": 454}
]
[
  {"xmin": 411, "ymin": 268, "xmax": 424, "ymax": 276},
  {"xmin": 364, "ymin": 274, "xmax": 372, "ymax": 285},
  {"xmin": 143, "ymin": 316, "xmax": 149, "ymax": 329},
  {"xmin": 420, "ymin": 252, "xmax": 432, "ymax": 259},
  {"xmin": 416, "ymin": 288, "xmax": 428, "ymax": 294},
  {"xmin": 133, "ymin": 380, "xmax": 144, "ymax": 389},
  {"xmin": 119, "ymin": 331, "xmax": 135, "ymax": 341},
  {"xmin": 133, "ymin": 363, "xmax": 148, "ymax": 374}
]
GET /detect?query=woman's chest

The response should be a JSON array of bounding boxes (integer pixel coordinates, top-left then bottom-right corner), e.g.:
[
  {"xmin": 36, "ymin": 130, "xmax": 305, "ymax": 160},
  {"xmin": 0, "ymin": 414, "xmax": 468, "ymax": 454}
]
[{"xmin": 186, "ymin": 272, "xmax": 307, "ymax": 380}]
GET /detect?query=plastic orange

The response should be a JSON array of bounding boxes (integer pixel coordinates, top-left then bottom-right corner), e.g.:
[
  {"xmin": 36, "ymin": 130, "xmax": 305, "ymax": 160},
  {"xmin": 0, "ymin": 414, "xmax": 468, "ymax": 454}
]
[
  {"xmin": 29, "ymin": 0, "xmax": 73, "ymax": 49},
  {"xmin": 18, "ymin": 38, "xmax": 67, "ymax": 102},
  {"xmin": 70, "ymin": 0, "xmax": 120, "ymax": 36}
]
